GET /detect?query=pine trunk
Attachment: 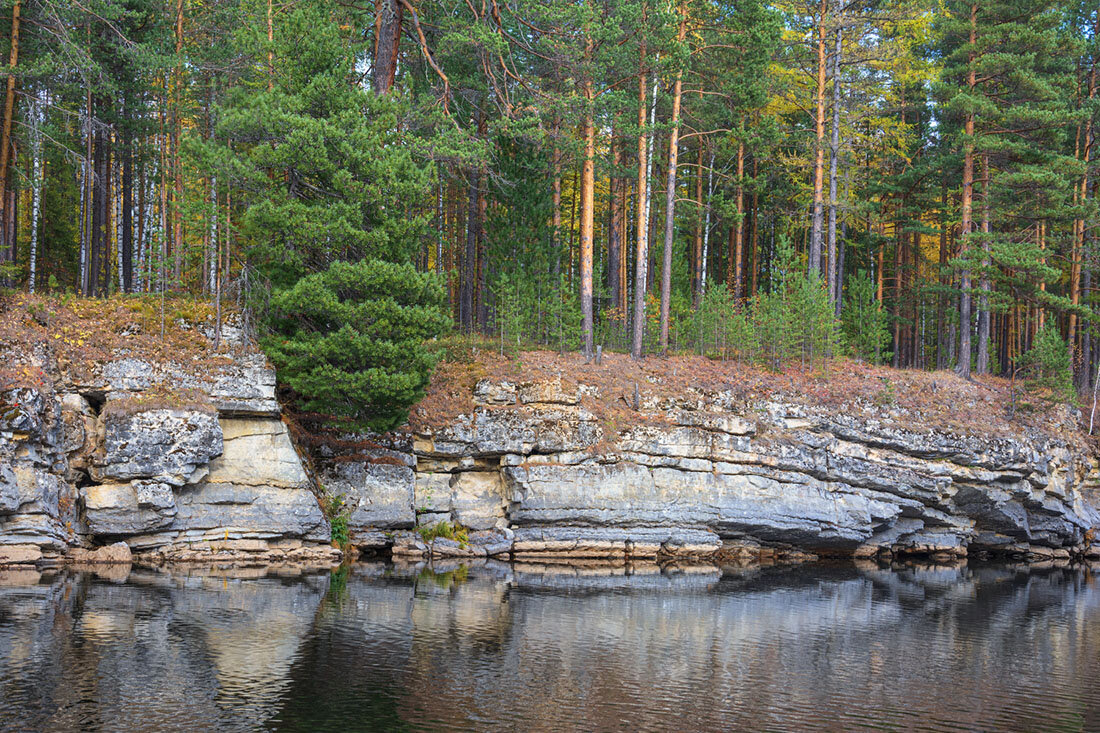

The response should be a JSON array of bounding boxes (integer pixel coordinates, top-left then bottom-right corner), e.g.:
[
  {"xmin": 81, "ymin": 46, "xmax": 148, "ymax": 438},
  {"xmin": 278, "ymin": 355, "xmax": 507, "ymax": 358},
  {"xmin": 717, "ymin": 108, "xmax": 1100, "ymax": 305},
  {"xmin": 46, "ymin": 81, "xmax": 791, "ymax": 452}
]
[
  {"xmin": 826, "ymin": 8, "xmax": 842, "ymax": 305},
  {"xmin": 373, "ymin": 0, "xmax": 403, "ymax": 95},
  {"xmin": 658, "ymin": 13, "xmax": 686, "ymax": 354},
  {"xmin": 580, "ymin": 70, "xmax": 596, "ymax": 358},
  {"xmin": 631, "ymin": 42, "xmax": 650, "ymax": 360},
  {"xmin": 956, "ymin": 2, "xmax": 977, "ymax": 380},
  {"xmin": 0, "ymin": 0, "xmax": 20, "ymax": 276},
  {"xmin": 809, "ymin": 0, "xmax": 827, "ymax": 277}
]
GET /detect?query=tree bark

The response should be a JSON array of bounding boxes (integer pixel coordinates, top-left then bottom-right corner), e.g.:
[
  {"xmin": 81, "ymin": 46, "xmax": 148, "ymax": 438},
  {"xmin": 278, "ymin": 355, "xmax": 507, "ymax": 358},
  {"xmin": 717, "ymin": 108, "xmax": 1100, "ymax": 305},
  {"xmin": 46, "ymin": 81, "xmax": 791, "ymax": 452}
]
[
  {"xmin": 0, "ymin": 0, "xmax": 20, "ymax": 274},
  {"xmin": 976, "ymin": 154, "xmax": 991, "ymax": 374},
  {"xmin": 551, "ymin": 115, "xmax": 562, "ymax": 277},
  {"xmin": 631, "ymin": 39, "xmax": 651, "ymax": 360},
  {"xmin": 826, "ymin": 6, "xmax": 842, "ymax": 306},
  {"xmin": 692, "ymin": 138, "xmax": 704, "ymax": 308},
  {"xmin": 658, "ymin": 11, "xmax": 687, "ymax": 354},
  {"xmin": 460, "ymin": 168, "xmax": 479, "ymax": 332},
  {"xmin": 373, "ymin": 0, "xmax": 403, "ymax": 95},
  {"xmin": 580, "ymin": 64, "xmax": 596, "ymax": 358},
  {"xmin": 702, "ymin": 149, "xmax": 714, "ymax": 298},
  {"xmin": 172, "ymin": 0, "xmax": 184, "ymax": 284},
  {"xmin": 732, "ymin": 138, "xmax": 745, "ymax": 298},
  {"xmin": 750, "ymin": 157, "xmax": 759, "ymax": 298},
  {"xmin": 956, "ymin": 2, "xmax": 977, "ymax": 380},
  {"xmin": 28, "ymin": 95, "xmax": 41, "ymax": 293},
  {"xmin": 809, "ymin": 0, "xmax": 827, "ymax": 278},
  {"xmin": 1070, "ymin": 20, "xmax": 1097, "ymax": 366},
  {"xmin": 609, "ymin": 132, "xmax": 622, "ymax": 312},
  {"xmin": 122, "ymin": 122, "xmax": 134, "ymax": 293}
]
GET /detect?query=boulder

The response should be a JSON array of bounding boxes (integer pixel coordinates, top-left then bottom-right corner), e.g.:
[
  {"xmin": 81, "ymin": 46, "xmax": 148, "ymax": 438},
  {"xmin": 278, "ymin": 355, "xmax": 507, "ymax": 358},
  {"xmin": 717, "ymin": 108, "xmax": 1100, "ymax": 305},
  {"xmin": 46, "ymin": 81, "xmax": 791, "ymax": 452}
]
[{"xmin": 67, "ymin": 541, "xmax": 133, "ymax": 564}]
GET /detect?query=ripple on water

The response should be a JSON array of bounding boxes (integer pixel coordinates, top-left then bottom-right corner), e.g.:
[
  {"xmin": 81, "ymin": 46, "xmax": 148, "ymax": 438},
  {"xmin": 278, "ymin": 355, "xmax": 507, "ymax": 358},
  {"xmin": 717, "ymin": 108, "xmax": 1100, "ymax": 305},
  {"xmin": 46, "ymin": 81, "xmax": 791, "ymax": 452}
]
[{"xmin": 1, "ymin": 563, "xmax": 1099, "ymax": 731}]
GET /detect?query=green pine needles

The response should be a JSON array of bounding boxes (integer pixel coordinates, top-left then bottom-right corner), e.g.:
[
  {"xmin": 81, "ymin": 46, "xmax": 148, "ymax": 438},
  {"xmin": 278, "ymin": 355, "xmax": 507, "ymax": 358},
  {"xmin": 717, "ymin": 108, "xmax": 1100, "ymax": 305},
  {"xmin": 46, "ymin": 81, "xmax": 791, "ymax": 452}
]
[
  {"xmin": 1019, "ymin": 322, "xmax": 1075, "ymax": 405},
  {"xmin": 263, "ymin": 260, "xmax": 450, "ymax": 431}
]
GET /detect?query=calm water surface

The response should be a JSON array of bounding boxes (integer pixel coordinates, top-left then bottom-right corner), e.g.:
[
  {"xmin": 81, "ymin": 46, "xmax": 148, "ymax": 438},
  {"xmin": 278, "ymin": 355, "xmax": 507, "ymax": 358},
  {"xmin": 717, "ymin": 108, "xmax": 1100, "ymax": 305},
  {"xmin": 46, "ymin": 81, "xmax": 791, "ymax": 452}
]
[{"xmin": 1, "ymin": 560, "xmax": 1099, "ymax": 731}]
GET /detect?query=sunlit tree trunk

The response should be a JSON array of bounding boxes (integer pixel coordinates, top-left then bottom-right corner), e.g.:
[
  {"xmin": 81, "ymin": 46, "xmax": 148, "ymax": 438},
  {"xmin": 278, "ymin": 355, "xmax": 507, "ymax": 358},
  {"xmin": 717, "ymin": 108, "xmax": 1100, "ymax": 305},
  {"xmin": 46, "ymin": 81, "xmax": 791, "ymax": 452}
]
[
  {"xmin": 580, "ymin": 58, "xmax": 596, "ymax": 358},
  {"xmin": 632, "ymin": 36, "xmax": 651, "ymax": 360},
  {"xmin": 658, "ymin": 11, "xmax": 687, "ymax": 354},
  {"xmin": 957, "ymin": 2, "xmax": 977, "ymax": 380},
  {"xmin": 809, "ymin": 0, "xmax": 827, "ymax": 278}
]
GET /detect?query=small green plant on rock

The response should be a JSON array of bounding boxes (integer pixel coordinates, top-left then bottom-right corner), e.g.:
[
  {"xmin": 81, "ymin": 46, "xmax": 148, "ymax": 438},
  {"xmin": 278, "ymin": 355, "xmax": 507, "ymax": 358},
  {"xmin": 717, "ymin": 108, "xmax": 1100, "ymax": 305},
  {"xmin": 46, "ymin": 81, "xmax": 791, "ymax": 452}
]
[
  {"xmin": 418, "ymin": 520, "xmax": 469, "ymax": 547},
  {"xmin": 319, "ymin": 487, "xmax": 353, "ymax": 551}
]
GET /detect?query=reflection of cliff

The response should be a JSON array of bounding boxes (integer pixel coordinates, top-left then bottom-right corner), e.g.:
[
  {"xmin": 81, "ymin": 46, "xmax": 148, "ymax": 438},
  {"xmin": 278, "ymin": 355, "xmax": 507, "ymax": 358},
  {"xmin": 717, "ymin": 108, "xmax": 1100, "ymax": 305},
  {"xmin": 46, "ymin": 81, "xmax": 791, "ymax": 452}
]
[
  {"xmin": 0, "ymin": 569, "xmax": 329, "ymax": 730},
  {"xmin": 2, "ymin": 564, "xmax": 1100, "ymax": 731},
  {"xmin": 277, "ymin": 562, "xmax": 1100, "ymax": 732}
]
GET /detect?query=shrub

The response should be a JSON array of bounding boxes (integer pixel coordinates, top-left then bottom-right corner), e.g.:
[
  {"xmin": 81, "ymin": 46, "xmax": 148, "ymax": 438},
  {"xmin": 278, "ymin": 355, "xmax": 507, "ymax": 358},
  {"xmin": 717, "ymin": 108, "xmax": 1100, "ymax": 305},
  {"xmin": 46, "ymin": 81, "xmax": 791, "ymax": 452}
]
[
  {"xmin": 754, "ymin": 237, "xmax": 842, "ymax": 369},
  {"xmin": 842, "ymin": 269, "xmax": 891, "ymax": 364},
  {"xmin": 263, "ymin": 259, "xmax": 451, "ymax": 431},
  {"xmin": 1019, "ymin": 322, "xmax": 1075, "ymax": 404},
  {"xmin": 418, "ymin": 520, "xmax": 469, "ymax": 547}
]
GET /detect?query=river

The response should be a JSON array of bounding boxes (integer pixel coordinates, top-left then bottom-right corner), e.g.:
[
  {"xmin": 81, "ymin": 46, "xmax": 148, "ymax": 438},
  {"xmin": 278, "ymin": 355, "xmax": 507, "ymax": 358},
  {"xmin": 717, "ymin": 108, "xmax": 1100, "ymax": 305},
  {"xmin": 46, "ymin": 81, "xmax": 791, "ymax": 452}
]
[{"xmin": 0, "ymin": 560, "xmax": 1098, "ymax": 731}]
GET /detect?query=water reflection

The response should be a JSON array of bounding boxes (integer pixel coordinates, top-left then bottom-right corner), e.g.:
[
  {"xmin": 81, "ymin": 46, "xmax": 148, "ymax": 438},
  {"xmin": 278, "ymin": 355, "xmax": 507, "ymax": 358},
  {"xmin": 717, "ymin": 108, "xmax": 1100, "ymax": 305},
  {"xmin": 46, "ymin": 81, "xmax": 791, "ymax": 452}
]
[{"xmin": 1, "ymin": 560, "xmax": 1098, "ymax": 731}]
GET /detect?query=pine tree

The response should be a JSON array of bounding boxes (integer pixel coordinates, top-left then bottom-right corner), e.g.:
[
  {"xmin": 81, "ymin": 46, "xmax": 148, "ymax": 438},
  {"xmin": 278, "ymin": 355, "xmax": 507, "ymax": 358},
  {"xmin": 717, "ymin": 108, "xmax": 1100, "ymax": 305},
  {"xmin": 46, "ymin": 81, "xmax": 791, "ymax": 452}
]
[{"xmin": 264, "ymin": 259, "xmax": 450, "ymax": 430}]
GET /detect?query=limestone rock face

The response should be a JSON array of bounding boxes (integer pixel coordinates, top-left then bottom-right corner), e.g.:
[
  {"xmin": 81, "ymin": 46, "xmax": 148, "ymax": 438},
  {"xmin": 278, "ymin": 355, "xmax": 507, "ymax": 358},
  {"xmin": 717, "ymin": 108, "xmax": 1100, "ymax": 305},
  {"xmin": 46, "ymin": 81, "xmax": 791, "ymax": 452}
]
[
  {"xmin": 323, "ymin": 461, "xmax": 415, "ymax": 530},
  {"xmin": 82, "ymin": 480, "xmax": 176, "ymax": 536},
  {"xmin": 95, "ymin": 355, "xmax": 280, "ymax": 416},
  {"xmin": 0, "ymin": 344, "xmax": 333, "ymax": 562},
  {"xmin": 0, "ymin": 544, "xmax": 43, "ymax": 565},
  {"xmin": 170, "ymin": 481, "xmax": 329, "ymax": 543},
  {"xmin": 205, "ymin": 418, "xmax": 307, "ymax": 487},
  {"xmin": 344, "ymin": 377, "xmax": 1100, "ymax": 562},
  {"xmin": 7, "ymin": 349, "xmax": 1100, "ymax": 566},
  {"xmin": 91, "ymin": 408, "xmax": 223, "ymax": 486}
]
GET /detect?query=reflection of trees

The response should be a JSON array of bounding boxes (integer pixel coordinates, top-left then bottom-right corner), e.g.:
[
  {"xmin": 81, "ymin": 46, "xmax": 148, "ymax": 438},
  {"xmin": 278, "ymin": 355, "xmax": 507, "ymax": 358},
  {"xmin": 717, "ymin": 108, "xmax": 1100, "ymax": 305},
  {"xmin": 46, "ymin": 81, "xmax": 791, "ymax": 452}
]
[{"xmin": 1, "ymin": 563, "xmax": 1099, "ymax": 731}]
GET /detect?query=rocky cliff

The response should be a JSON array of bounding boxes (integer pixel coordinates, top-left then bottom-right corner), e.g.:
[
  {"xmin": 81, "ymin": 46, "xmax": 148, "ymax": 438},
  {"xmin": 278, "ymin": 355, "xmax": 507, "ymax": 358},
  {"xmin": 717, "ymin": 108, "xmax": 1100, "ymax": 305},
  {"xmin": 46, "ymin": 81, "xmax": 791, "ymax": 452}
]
[
  {"xmin": 4, "ymin": 297, "xmax": 1100, "ymax": 566},
  {"xmin": 1, "ymin": 311, "xmax": 339, "ymax": 566},
  {"xmin": 328, "ymin": 364, "xmax": 1100, "ymax": 564}
]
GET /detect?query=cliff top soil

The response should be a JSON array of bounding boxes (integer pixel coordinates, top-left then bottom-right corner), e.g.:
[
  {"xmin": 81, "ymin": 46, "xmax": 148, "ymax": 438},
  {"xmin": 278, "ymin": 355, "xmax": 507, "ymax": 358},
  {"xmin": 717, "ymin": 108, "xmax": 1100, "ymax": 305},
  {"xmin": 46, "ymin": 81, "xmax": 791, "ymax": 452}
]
[
  {"xmin": 1, "ymin": 295, "xmax": 1089, "ymax": 449},
  {"xmin": 409, "ymin": 341, "xmax": 1090, "ymax": 448},
  {"xmin": 0, "ymin": 293, "xmax": 242, "ymax": 391}
]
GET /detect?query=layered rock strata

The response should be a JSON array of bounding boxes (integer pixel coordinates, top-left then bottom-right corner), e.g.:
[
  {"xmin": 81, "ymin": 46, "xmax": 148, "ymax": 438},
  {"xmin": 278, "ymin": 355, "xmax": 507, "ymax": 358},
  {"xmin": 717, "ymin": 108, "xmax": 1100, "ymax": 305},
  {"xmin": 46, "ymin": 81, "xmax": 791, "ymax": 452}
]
[
  {"xmin": 324, "ymin": 377, "xmax": 1100, "ymax": 563},
  {"xmin": 1, "ymin": 348, "xmax": 338, "ymax": 567},
  {"xmin": 6, "ymin": 338, "xmax": 1100, "ymax": 567}
]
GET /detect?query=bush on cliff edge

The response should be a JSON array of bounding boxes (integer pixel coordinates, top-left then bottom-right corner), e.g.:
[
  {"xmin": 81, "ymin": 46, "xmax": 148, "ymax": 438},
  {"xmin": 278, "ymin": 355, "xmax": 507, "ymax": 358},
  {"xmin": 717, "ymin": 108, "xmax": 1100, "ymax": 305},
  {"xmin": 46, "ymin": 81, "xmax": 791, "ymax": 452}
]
[{"xmin": 262, "ymin": 259, "xmax": 451, "ymax": 431}]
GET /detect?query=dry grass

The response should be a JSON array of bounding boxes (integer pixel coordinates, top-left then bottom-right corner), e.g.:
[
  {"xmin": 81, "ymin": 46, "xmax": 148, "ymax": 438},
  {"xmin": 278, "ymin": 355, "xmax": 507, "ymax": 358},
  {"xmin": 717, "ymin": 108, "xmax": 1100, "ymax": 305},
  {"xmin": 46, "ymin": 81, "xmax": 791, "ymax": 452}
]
[
  {"xmin": 0, "ymin": 292, "xmax": 241, "ymax": 392},
  {"xmin": 99, "ymin": 387, "xmax": 217, "ymax": 418},
  {"xmin": 2, "ymin": 294, "xmax": 1088, "ymax": 450},
  {"xmin": 407, "ymin": 346, "xmax": 1089, "ymax": 447}
]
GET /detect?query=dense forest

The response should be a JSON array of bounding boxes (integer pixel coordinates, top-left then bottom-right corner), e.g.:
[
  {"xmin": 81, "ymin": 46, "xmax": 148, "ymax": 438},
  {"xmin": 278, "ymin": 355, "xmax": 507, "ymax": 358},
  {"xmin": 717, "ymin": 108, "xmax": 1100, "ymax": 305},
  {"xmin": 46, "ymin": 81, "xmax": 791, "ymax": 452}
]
[{"xmin": 1, "ymin": 0, "xmax": 1098, "ymax": 417}]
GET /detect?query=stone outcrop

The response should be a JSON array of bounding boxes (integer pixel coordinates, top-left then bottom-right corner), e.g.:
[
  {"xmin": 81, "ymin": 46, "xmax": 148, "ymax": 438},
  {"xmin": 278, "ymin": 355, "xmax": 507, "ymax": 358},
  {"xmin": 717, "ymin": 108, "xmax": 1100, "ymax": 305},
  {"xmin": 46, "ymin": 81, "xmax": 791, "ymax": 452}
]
[
  {"xmin": 6, "ymin": 323, "xmax": 1100, "ymax": 568},
  {"xmin": 325, "ymin": 377, "xmax": 1100, "ymax": 564},
  {"xmin": 1, "ymin": 340, "xmax": 335, "ymax": 567}
]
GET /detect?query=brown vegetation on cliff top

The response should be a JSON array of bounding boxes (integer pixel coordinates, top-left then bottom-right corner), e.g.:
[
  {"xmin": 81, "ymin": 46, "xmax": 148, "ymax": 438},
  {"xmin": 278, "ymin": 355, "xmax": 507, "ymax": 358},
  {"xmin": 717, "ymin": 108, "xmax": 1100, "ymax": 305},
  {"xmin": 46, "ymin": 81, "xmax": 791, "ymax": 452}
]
[
  {"xmin": 407, "ymin": 340, "xmax": 1088, "ymax": 448},
  {"xmin": 0, "ymin": 293, "xmax": 240, "ymax": 391},
  {"xmin": 1, "ymin": 295, "xmax": 1088, "ymax": 448}
]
